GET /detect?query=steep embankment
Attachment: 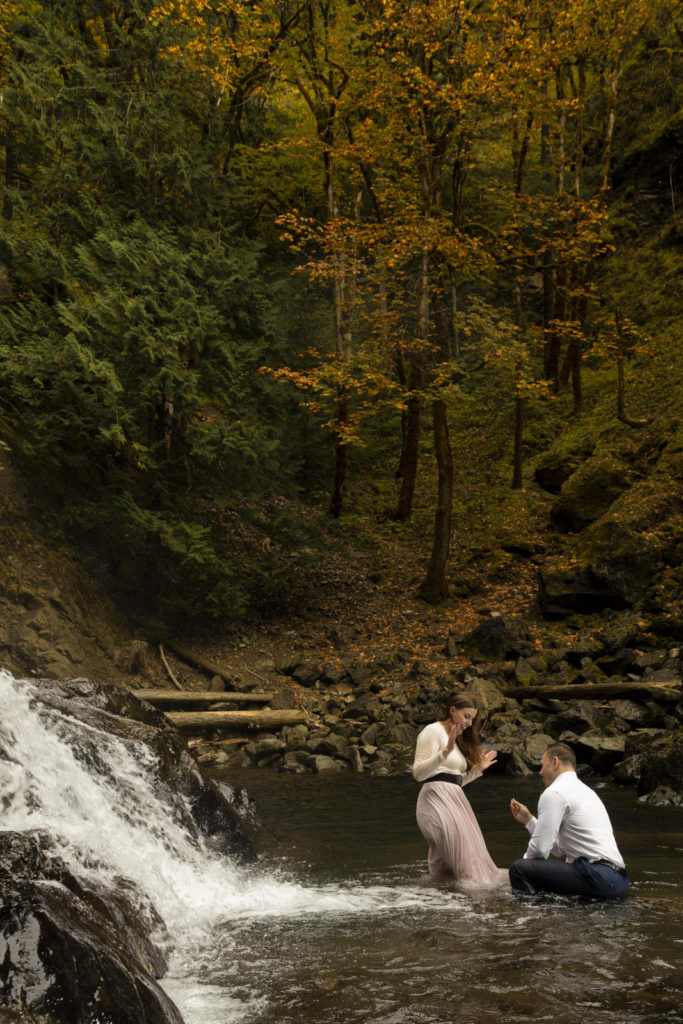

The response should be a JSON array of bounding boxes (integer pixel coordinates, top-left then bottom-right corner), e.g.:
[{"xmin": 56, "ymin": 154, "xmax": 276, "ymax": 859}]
[{"xmin": 0, "ymin": 449, "xmax": 131, "ymax": 685}]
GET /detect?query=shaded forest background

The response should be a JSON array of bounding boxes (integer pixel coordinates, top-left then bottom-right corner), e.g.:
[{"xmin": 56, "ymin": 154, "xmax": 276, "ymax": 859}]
[{"xmin": 0, "ymin": 0, "xmax": 681, "ymax": 640}]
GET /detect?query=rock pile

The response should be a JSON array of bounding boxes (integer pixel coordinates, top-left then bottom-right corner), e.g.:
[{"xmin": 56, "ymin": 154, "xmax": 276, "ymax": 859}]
[{"xmin": 192, "ymin": 614, "xmax": 683, "ymax": 806}]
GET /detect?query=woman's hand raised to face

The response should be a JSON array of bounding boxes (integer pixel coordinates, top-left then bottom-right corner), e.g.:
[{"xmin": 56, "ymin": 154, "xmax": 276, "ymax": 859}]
[{"xmin": 444, "ymin": 722, "xmax": 463, "ymax": 756}]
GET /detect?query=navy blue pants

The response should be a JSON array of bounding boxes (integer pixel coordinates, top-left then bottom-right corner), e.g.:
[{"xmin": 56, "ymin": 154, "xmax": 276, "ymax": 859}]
[{"xmin": 509, "ymin": 856, "xmax": 630, "ymax": 898}]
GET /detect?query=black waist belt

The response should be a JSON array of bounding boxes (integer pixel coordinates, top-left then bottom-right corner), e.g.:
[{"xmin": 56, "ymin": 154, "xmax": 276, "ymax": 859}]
[
  {"xmin": 423, "ymin": 772, "xmax": 463, "ymax": 787},
  {"xmin": 594, "ymin": 859, "xmax": 628, "ymax": 876}
]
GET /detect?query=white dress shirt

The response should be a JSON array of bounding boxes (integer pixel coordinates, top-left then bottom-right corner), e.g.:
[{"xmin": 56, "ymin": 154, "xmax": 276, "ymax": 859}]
[
  {"xmin": 412, "ymin": 722, "xmax": 482, "ymax": 785},
  {"xmin": 524, "ymin": 770, "xmax": 625, "ymax": 868}
]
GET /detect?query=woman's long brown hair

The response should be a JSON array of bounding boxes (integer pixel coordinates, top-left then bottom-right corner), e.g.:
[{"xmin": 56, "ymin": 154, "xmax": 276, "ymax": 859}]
[{"xmin": 437, "ymin": 692, "xmax": 484, "ymax": 770}]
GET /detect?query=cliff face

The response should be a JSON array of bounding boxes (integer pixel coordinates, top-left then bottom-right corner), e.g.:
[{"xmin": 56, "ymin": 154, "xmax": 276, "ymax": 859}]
[{"xmin": 0, "ymin": 450, "xmax": 129, "ymax": 685}]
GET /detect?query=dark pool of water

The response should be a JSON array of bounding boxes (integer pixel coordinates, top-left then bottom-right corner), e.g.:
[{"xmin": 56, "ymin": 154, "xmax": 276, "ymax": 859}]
[{"xmin": 175, "ymin": 770, "xmax": 683, "ymax": 1024}]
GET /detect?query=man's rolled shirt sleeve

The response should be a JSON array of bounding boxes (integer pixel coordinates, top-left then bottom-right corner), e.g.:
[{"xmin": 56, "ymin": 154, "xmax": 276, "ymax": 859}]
[{"xmin": 523, "ymin": 789, "xmax": 568, "ymax": 859}]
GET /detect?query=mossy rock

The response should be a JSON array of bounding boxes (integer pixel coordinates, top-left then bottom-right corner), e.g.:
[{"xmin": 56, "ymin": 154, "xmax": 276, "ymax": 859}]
[
  {"xmin": 550, "ymin": 457, "xmax": 634, "ymax": 532},
  {"xmin": 578, "ymin": 519, "xmax": 663, "ymax": 604},
  {"xmin": 534, "ymin": 452, "xmax": 583, "ymax": 494}
]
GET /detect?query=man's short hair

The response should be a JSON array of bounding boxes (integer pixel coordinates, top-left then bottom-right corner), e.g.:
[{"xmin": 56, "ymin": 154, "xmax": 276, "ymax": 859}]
[{"xmin": 545, "ymin": 742, "xmax": 576, "ymax": 768}]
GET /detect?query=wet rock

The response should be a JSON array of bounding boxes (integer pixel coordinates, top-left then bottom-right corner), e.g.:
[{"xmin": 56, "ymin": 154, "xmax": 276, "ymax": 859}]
[
  {"xmin": 611, "ymin": 754, "xmax": 643, "ymax": 784},
  {"xmin": 624, "ymin": 728, "xmax": 669, "ymax": 757},
  {"xmin": 312, "ymin": 755, "xmax": 348, "ymax": 773},
  {"xmin": 29, "ymin": 677, "xmax": 258, "ymax": 863},
  {"xmin": 282, "ymin": 750, "xmax": 310, "ymax": 773},
  {"xmin": 0, "ymin": 833, "xmax": 182, "ymax": 1024}
]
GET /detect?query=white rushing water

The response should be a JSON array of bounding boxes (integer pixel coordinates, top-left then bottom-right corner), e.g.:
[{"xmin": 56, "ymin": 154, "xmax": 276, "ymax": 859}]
[
  {"xmin": 0, "ymin": 670, "xmax": 445, "ymax": 925},
  {"xmin": 0, "ymin": 669, "xmax": 480, "ymax": 1023},
  {"xmin": 4, "ymin": 670, "xmax": 682, "ymax": 1024}
]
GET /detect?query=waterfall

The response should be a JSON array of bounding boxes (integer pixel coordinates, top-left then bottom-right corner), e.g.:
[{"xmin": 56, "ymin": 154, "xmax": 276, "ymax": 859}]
[
  {"xmin": 0, "ymin": 669, "xmax": 390, "ymax": 933},
  {"xmin": 0, "ymin": 669, "xmax": 483, "ymax": 1024}
]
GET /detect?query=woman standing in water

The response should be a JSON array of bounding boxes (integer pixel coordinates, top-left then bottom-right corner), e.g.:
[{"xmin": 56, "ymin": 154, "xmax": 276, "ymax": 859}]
[{"xmin": 412, "ymin": 693, "xmax": 508, "ymax": 887}]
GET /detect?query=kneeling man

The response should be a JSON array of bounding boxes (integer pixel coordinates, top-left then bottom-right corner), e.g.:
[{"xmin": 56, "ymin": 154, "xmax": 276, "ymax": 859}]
[{"xmin": 509, "ymin": 742, "xmax": 629, "ymax": 898}]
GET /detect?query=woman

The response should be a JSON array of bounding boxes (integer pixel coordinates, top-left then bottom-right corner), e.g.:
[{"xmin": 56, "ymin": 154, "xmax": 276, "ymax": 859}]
[{"xmin": 413, "ymin": 692, "xmax": 508, "ymax": 888}]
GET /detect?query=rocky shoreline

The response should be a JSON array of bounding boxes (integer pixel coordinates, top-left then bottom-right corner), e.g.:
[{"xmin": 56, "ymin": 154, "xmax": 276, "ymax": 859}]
[{"xmin": 172, "ymin": 613, "xmax": 683, "ymax": 807}]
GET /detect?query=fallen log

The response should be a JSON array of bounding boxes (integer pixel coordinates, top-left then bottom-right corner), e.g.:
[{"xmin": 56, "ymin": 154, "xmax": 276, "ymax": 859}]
[
  {"xmin": 164, "ymin": 642, "xmax": 237, "ymax": 688},
  {"xmin": 132, "ymin": 689, "xmax": 274, "ymax": 707},
  {"xmin": 504, "ymin": 681, "xmax": 680, "ymax": 702},
  {"xmin": 164, "ymin": 709, "xmax": 307, "ymax": 730}
]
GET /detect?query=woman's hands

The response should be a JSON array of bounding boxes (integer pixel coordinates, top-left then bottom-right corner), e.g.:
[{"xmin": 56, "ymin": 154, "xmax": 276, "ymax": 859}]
[
  {"xmin": 478, "ymin": 749, "xmax": 498, "ymax": 772},
  {"xmin": 443, "ymin": 722, "xmax": 463, "ymax": 758}
]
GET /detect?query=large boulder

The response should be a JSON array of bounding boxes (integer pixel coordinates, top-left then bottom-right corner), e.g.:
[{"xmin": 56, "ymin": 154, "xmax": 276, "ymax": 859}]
[
  {"xmin": 538, "ymin": 566, "xmax": 631, "ymax": 617},
  {"xmin": 637, "ymin": 729, "xmax": 683, "ymax": 805},
  {"xmin": 0, "ymin": 833, "xmax": 182, "ymax": 1024},
  {"xmin": 550, "ymin": 457, "xmax": 633, "ymax": 532},
  {"xmin": 569, "ymin": 731, "xmax": 626, "ymax": 775},
  {"xmin": 465, "ymin": 677, "xmax": 510, "ymax": 720},
  {"xmin": 534, "ymin": 451, "xmax": 583, "ymax": 494},
  {"xmin": 462, "ymin": 616, "xmax": 532, "ymax": 660}
]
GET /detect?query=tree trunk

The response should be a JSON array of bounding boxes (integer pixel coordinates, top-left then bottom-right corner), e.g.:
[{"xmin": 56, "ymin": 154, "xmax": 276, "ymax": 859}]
[
  {"xmin": 132, "ymin": 689, "xmax": 274, "ymax": 706},
  {"xmin": 505, "ymin": 681, "xmax": 680, "ymax": 702},
  {"xmin": 393, "ymin": 365, "xmax": 422, "ymax": 520},
  {"xmin": 448, "ymin": 266, "xmax": 460, "ymax": 360},
  {"xmin": 418, "ymin": 398, "xmax": 453, "ymax": 604},
  {"xmin": 330, "ymin": 391, "xmax": 348, "ymax": 518},
  {"xmin": 165, "ymin": 709, "xmax": 308, "ymax": 729},
  {"xmin": 511, "ymin": 280, "xmax": 524, "ymax": 490},
  {"xmin": 569, "ymin": 335, "xmax": 582, "ymax": 411},
  {"xmin": 542, "ymin": 247, "xmax": 558, "ymax": 384},
  {"xmin": 512, "ymin": 395, "xmax": 524, "ymax": 489},
  {"xmin": 394, "ymin": 246, "xmax": 430, "ymax": 520}
]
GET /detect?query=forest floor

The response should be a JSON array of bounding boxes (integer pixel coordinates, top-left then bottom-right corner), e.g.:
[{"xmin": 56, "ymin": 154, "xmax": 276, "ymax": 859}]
[{"xmin": 165, "ymin": 487, "xmax": 580, "ymax": 698}]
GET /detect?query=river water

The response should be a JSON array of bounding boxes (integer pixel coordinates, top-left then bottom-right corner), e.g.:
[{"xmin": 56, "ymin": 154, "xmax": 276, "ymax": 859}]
[
  {"xmin": 1, "ymin": 671, "xmax": 681, "ymax": 1024},
  {"xmin": 163, "ymin": 769, "xmax": 683, "ymax": 1024}
]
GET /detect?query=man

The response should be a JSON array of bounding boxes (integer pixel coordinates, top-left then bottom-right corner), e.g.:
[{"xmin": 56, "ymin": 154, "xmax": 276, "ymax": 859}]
[{"xmin": 509, "ymin": 742, "xmax": 630, "ymax": 897}]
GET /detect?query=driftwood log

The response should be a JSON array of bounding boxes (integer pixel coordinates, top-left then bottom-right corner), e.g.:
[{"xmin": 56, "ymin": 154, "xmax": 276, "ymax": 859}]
[
  {"xmin": 504, "ymin": 681, "xmax": 680, "ymax": 702},
  {"xmin": 164, "ymin": 709, "xmax": 307, "ymax": 729},
  {"xmin": 132, "ymin": 689, "xmax": 274, "ymax": 707}
]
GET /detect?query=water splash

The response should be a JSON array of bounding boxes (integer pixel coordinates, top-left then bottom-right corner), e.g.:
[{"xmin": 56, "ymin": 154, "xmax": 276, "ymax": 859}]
[{"xmin": 0, "ymin": 670, "xmax": 472, "ymax": 934}]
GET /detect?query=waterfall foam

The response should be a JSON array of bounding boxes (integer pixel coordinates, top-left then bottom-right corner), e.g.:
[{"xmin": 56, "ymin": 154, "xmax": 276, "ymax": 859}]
[{"xmin": 0, "ymin": 671, "xmax": 457, "ymax": 935}]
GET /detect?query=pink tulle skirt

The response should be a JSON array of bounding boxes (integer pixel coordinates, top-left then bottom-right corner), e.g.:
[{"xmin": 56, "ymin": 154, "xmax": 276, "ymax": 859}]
[{"xmin": 416, "ymin": 781, "xmax": 509, "ymax": 889}]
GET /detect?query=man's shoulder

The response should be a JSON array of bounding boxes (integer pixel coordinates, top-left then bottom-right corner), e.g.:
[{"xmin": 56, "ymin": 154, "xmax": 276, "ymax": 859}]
[{"xmin": 539, "ymin": 771, "xmax": 577, "ymax": 806}]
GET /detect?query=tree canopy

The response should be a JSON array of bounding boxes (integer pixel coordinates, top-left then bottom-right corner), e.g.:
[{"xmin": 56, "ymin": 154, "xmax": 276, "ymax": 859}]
[{"xmin": 0, "ymin": 0, "xmax": 680, "ymax": 626}]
